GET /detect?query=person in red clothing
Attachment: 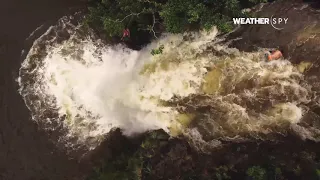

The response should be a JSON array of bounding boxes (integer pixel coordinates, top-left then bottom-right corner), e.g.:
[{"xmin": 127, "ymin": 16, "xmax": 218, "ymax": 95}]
[
  {"xmin": 265, "ymin": 49, "xmax": 283, "ymax": 61},
  {"xmin": 121, "ymin": 28, "xmax": 130, "ymax": 41}
]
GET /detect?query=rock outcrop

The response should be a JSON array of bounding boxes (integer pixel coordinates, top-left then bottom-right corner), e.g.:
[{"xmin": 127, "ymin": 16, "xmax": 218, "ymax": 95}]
[{"xmin": 227, "ymin": 0, "xmax": 320, "ymax": 65}]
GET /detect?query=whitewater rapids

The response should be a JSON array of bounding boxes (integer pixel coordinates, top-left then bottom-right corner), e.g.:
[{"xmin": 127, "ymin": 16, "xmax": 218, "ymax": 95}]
[{"xmin": 18, "ymin": 16, "xmax": 319, "ymax": 150}]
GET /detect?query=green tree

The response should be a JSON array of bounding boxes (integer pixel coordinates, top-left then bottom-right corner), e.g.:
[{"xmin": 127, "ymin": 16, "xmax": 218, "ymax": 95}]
[
  {"xmin": 246, "ymin": 166, "xmax": 266, "ymax": 180},
  {"xmin": 160, "ymin": 0, "xmax": 241, "ymax": 33},
  {"xmin": 85, "ymin": 0, "xmax": 266, "ymax": 40},
  {"xmin": 85, "ymin": 0, "xmax": 162, "ymax": 38}
]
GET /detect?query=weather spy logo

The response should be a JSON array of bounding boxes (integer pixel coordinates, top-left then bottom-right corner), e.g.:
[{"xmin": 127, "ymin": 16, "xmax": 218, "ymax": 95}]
[{"xmin": 233, "ymin": 16, "xmax": 289, "ymax": 30}]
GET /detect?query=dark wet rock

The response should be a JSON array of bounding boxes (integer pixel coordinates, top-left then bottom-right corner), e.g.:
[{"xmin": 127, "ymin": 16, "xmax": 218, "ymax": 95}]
[{"xmin": 226, "ymin": 0, "xmax": 320, "ymax": 65}]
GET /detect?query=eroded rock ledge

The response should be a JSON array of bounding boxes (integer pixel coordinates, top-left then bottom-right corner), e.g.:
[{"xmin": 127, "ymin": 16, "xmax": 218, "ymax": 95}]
[{"xmin": 227, "ymin": 0, "xmax": 320, "ymax": 65}]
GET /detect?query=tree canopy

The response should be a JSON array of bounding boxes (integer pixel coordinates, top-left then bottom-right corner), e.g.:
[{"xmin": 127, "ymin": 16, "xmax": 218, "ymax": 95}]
[{"xmin": 85, "ymin": 0, "xmax": 267, "ymax": 42}]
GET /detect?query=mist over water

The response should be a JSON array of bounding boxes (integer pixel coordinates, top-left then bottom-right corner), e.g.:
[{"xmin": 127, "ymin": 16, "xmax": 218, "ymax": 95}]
[{"xmin": 18, "ymin": 16, "xmax": 319, "ymax": 151}]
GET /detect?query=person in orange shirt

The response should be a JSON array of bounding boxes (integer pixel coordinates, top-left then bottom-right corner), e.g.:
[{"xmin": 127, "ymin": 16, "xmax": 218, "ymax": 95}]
[{"xmin": 265, "ymin": 49, "xmax": 283, "ymax": 61}]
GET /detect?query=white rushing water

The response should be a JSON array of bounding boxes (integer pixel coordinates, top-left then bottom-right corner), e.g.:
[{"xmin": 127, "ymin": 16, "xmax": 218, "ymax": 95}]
[{"xmin": 18, "ymin": 16, "xmax": 318, "ymax": 150}]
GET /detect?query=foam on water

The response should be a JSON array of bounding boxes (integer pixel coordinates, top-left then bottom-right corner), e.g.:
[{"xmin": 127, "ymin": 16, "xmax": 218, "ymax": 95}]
[{"xmin": 18, "ymin": 17, "xmax": 318, "ymax": 150}]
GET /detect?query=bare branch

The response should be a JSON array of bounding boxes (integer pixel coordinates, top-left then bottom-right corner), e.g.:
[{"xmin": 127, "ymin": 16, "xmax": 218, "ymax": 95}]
[
  {"xmin": 106, "ymin": 10, "xmax": 159, "ymax": 39},
  {"xmin": 151, "ymin": 13, "xmax": 158, "ymax": 38},
  {"xmin": 107, "ymin": 11, "xmax": 144, "ymax": 23},
  {"xmin": 139, "ymin": 13, "xmax": 158, "ymax": 38}
]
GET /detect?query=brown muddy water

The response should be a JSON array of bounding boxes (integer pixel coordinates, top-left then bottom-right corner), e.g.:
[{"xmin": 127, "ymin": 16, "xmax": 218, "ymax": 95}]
[{"xmin": 0, "ymin": 0, "xmax": 86, "ymax": 179}]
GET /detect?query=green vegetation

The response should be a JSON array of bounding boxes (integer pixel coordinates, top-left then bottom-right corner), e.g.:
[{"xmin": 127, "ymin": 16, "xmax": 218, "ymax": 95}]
[
  {"xmin": 246, "ymin": 166, "xmax": 266, "ymax": 180},
  {"xmin": 151, "ymin": 44, "xmax": 164, "ymax": 55},
  {"xmin": 88, "ymin": 130, "xmax": 169, "ymax": 180},
  {"xmin": 275, "ymin": 167, "xmax": 283, "ymax": 180},
  {"xmin": 160, "ymin": 0, "xmax": 238, "ymax": 33},
  {"xmin": 316, "ymin": 169, "xmax": 320, "ymax": 178},
  {"xmin": 85, "ymin": 0, "xmax": 267, "ymax": 42},
  {"xmin": 88, "ymin": 129, "xmax": 320, "ymax": 180},
  {"xmin": 248, "ymin": 0, "xmax": 267, "ymax": 3},
  {"xmin": 85, "ymin": 0, "xmax": 161, "ymax": 38},
  {"xmin": 91, "ymin": 153, "xmax": 142, "ymax": 180},
  {"xmin": 215, "ymin": 166, "xmax": 233, "ymax": 180}
]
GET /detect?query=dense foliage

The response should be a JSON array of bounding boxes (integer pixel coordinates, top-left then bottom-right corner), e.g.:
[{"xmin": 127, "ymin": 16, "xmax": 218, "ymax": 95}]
[
  {"xmin": 87, "ymin": 130, "xmax": 170, "ymax": 180},
  {"xmin": 88, "ymin": 130, "xmax": 320, "ymax": 180},
  {"xmin": 85, "ymin": 0, "xmax": 267, "ymax": 41}
]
